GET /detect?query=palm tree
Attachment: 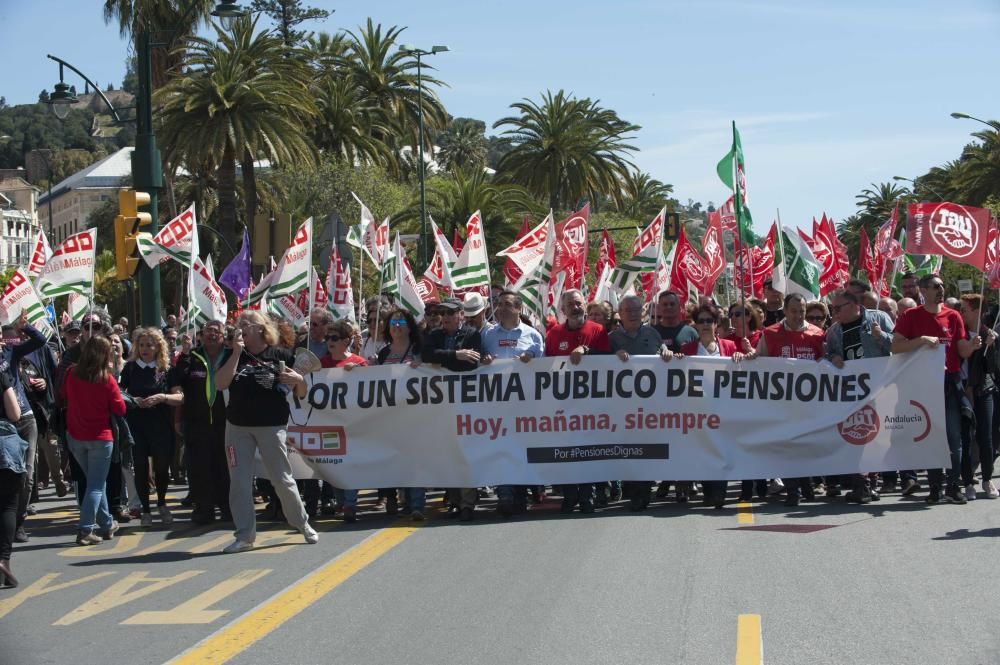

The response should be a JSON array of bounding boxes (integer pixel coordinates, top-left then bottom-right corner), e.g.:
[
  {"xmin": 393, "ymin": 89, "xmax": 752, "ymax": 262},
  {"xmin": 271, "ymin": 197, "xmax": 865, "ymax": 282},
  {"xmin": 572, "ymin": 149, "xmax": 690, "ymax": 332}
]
[
  {"xmin": 155, "ymin": 15, "xmax": 317, "ymax": 248},
  {"xmin": 617, "ymin": 170, "xmax": 673, "ymax": 219},
  {"xmin": 837, "ymin": 181, "xmax": 913, "ymax": 264},
  {"xmin": 493, "ymin": 90, "xmax": 639, "ymax": 211},
  {"xmin": 437, "ymin": 120, "xmax": 489, "ymax": 172},
  {"xmin": 343, "ymin": 19, "xmax": 448, "ymax": 152},
  {"xmin": 311, "ymin": 75, "xmax": 394, "ymax": 167},
  {"xmin": 953, "ymin": 129, "xmax": 1000, "ymax": 206}
]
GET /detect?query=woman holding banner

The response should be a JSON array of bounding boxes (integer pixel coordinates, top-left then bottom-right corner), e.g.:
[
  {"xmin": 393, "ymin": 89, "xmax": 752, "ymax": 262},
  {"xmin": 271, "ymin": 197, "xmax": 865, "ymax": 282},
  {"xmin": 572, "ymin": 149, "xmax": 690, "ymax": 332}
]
[{"xmin": 680, "ymin": 304, "xmax": 750, "ymax": 509}]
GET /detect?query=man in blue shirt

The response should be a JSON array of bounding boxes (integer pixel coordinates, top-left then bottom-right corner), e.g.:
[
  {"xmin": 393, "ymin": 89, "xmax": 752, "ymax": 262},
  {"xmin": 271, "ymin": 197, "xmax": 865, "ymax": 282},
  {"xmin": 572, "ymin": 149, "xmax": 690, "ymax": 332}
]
[{"xmin": 480, "ymin": 291, "xmax": 543, "ymax": 516}]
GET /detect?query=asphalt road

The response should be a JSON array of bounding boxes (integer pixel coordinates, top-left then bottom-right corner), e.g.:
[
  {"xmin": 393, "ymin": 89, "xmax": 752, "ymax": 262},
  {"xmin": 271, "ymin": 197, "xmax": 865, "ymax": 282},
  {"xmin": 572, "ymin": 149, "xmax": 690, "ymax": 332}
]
[{"xmin": 3, "ymin": 481, "xmax": 1000, "ymax": 665}]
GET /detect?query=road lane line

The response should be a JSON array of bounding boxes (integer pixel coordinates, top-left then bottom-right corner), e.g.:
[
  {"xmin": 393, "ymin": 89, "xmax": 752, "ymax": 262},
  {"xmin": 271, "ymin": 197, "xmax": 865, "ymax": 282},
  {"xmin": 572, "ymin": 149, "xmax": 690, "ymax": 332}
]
[
  {"xmin": 168, "ymin": 521, "xmax": 423, "ymax": 664},
  {"xmin": 123, "ymin": 569, "xmax": 271, "ymax": 625},
  {"xmin": 736, "ymin": 614, "xmax": 762, "ymax": 665},
  {"xmin": 736, "ymin": 501, "xmax": 754, "ymax": 524},
  {"xmin": 54, "ymin": 570, "xmax": 204, "ymax": 625}
]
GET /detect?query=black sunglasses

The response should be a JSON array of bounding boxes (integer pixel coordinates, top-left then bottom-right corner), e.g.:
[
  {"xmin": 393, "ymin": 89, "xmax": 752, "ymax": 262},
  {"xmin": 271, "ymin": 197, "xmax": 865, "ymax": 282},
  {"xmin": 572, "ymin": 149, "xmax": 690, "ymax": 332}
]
[{"xmin": 325, "ymin": 335, "xmax": 343, "ymax": 342}]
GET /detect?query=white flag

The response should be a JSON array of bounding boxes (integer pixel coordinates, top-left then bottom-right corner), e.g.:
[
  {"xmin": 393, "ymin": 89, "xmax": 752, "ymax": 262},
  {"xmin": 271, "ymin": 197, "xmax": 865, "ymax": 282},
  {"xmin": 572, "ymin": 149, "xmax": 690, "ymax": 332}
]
[
  {"xmin": 36, "ymin": 228, "xmax": 97, "ymax": 299},
  {"xmin": 0, "ymin": 269, "xmax": 53, "ymax": 336},
  {"xmin": 138, "ymin": 203, "xmax": 198, "ymax": 267},
  {"xmin": 268, "ymin": 293, "xmax": 307, "ymax": 327},
  {"xmin": 326, "ymin": 246, "xmax": 355, "ymax": 322},
  {"xmin": 608, "ymin": 207, "xmax": 665, "ymax": 291},
  {"xmin": 451, "ymin": 211, "xmax": 490, "ymax": 289},
  {"xmin": 186, "ymin": 256, "xmax": 228, "ymax": 326},
  {"xmin": 27, "ymin": 229, "xmax": 52, "ymax": 279},
  {"xmin": 516, "ymin": 214, "xmax": 556, "ymax": 325},
  {"xmin": 67, "ymin": 291, "xmax": 90, "ymax": 321},
  {"xmin": 393, "ymin": 233, "xmax": 425, "ymax": 322},
  {"xmin": 424, "ymin": 216, "xmax": 459, "ymax": 289},
  {"xmin": 245, "ymin": 218, "xmax": 313, "ymax": 305}
]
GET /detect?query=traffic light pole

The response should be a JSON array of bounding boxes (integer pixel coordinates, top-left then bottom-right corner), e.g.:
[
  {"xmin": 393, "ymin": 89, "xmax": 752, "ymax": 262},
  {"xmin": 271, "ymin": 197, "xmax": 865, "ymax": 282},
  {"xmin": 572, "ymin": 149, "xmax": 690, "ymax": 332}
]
[{"xmin": 133, "ymin": 30, "xmax": 163, "ymax": 327}]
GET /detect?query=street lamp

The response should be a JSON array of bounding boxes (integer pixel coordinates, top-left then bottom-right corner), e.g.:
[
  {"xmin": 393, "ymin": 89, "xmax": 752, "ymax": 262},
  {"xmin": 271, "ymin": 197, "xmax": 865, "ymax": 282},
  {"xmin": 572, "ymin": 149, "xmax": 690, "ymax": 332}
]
[
  {"xmin": 47, "ymin": 63, "xmax": 79, "ymax": 120},
  {"xmin": 399, "ymin": 43, "xmax": 449, "ymax": 269},
  {"xmin": 211, "ymin": 1, "xmax": 245, "ymax": 31},
  {"xmin": 950, "ymin": 112, "xmax": 1000, "ymax": 131},
  {"xmin": 892, "ymin": 175, "xmax": 946, "ymax": 202}
]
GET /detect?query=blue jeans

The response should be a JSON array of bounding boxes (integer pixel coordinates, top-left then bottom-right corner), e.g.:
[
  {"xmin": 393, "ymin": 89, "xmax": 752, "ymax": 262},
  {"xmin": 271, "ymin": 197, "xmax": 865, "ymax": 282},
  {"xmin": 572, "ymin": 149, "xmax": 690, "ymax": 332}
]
[
  {"xmin": 334, "ymin": 488, "xmax": 358, "ymax": 508},
  {"xmin": 962, "ymin": 391, "xmax": 995, "ymax": 486},
  {"xmin": 67, "ymin": 436, "xmax": 113, "ymax": 532},
  {"xmin": 402, "ymin": 488, "xmax": 426, "ymax": 513},
  {"xmin": 928, "ymin": 382, "xmax": 964, "ymax": 491}
]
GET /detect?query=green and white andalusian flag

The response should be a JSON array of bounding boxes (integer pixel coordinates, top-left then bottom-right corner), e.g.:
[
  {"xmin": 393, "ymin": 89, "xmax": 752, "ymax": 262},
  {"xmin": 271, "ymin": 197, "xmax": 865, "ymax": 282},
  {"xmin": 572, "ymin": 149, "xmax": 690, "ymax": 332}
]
[
  {"xmin": 36, "ymin": 228, "xmax": 96, "ymax": 299},
  {"xmin": 244, "ymin": 217, "xmax": 313, "ymax": 306},
  {"xmin": 773, "ymin": 227, "xmax": 821, "ymax": 298},
  {"xmin": 451, "ymin": 211, "xmax": 490, "ymax": 288},
  {"xmin": 514, "ymin": 213, "xmax": 556, "ymax": 324},
  {"xmin": 716, "ymin": 122, "xmax": 755, "ymax": 246},
  {"xmin": 608, "ymin": 207, "xmax": 665, "ymax": 291}
]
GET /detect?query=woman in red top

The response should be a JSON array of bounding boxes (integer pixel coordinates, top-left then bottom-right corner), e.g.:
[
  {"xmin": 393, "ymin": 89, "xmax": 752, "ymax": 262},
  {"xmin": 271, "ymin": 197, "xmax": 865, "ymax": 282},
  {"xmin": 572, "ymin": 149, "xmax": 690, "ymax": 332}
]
[
  {"xmin": 724, "ymin": 302, "xmax": 763, "ymax": 353},
  {"xmin": 680, "ymin": 305, "xmax": 749, "ymax": 509},
  {"xmin": 320, "ymin": 320, "xmax": 368, "ymax": 369},
  {"xmin": 60, "ymin": 336, "xmax": 127, "ymax": 546}
]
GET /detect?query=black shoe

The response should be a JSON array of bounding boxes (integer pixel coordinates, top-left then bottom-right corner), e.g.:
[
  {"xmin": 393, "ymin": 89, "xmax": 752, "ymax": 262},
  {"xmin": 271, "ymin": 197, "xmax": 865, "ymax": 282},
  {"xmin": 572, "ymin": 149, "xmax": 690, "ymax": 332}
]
[
  {"xmin": 925, "ymin": 488, "xmax": 941, "ymax": 504},
  {"xmin": 560, "ymin": 501, "xmax": 575, "ymax": 514},
  {"xmin": 944, "ymin": 488, "xmax": 968, "ymax": 505},
  {"xmin": 13, "ymin": 527, "xmax": 28, "ymax": 543},
  {"xmin": 784, "ymin": 495, "xmax": 799, "ymax": 507},
  {"xmin": 446, "ymin": 506, "xmax": 461, "ymax": 518},
  {"xmin": 459, "ymin": 507, "xmax": 474, "ymax": 522},
  {"xmin": 497, "ymin": 501, "xmax": 513, "ymax": 518},
  {"xmin": 655, "ymin": 482, "xmax": 670, "ymax": 498},
  {"xmin": 385, "ymin": 494, "xmax": 399, "ymax": 515},
  {"xmin": 902, "ymin": 479, "xmax": 921, "ymax": 496},
  {"xmin": 579, "ymin": 501, "xmax": 595, "ymax": 514},
  {"xmin": 737, "ymin": 494, "xmax": 753, "ymax": 503},
  {"xmin": 801, "ymin": 488, "xmax": 816, "ymax": 501},
  {"xmin": 320, "ymin": 500, "xmax": 337, "ymax": 516},
  {"xmin": 180, "ymin": 494, "xmax": 194, "ymax": 507},
  {"xmin": 628, "ymin": 497, "xmax": 643, "ymax": 512},
  {"xmin": 844, "ymin": 490, "xmax": 872, "ymax": 505},
  {"xmin": 610, "ymin": 485, "xmax": 623, "ymax": 502}
]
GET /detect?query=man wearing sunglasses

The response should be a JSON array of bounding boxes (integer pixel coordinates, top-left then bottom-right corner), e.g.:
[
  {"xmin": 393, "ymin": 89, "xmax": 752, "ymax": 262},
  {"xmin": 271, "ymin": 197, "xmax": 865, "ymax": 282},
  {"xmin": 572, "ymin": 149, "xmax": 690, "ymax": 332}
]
[
  {"xmin": 422, "ymin": 298, "xmax": 482, "ymax": 521},
  {"xmin": 825, "ymin": 290, "xmax": 894, "ymax": 503},
  {"xmin": 892, "ymin": 274, "xmax": 982, "ymax": 505}
]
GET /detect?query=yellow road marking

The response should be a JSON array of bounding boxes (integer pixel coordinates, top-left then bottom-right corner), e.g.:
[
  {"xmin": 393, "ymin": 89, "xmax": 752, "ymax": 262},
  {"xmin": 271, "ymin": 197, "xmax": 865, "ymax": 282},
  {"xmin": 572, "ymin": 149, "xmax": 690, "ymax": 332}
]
[
  {"xmin": 124, "ymin": 569, "xmax": 271, "ymax": 625},
  {"xmin": 0, "ymin": 572, "xmax": 114, "ymax": 621},
  {"xmin": 189, "ymin": 534, "xmax": 237, "ymax": 554},
  {"xmin": 55, "ymin": 570, "xmax": 203, "ymax": 625},
  {"xmin": 736, "ymin": 614, "xmax": 762, "ymax": 665},
  {"xmin": 131, "ymin": 526, "xmax": 215, "ymax": 556},
  {"xmin": 59, "ymin": 532, "xmax": 145, "ymax": 558},
  {"xmin": 736, "ymin": 501, "xmax": 754, "ymax": 525},
  {"xmin": 169, "ymin": 522, "xmax": 422, "ymax": 664}
]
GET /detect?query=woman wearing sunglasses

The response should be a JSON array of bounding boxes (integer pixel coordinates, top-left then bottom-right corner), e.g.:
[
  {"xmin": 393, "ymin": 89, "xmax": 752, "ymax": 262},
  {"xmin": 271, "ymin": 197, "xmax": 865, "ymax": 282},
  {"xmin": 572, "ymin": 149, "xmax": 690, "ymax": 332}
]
[
  {"xmin": 320, "ymin": 321, "xmax": 367, "ymax": 369},
  {"xmin": 680, "ymin": 305, "xmax": 751, "ymax": 509},
  {"xmin": 724, "ymin": 302, "xmax": 764, "ymax": 354},
  {"xmin": 376, "ymin": 310, "xmax": 426, "ymax": 520}
]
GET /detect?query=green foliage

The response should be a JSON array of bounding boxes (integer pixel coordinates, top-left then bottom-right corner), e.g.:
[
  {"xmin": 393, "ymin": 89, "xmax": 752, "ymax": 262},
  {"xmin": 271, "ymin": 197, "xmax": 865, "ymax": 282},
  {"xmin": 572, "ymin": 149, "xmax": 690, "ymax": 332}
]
[
  {"xmin": 250, "ymin": 0, "xmax": 330, "ymax": 48},
  {"xmin": 436, "ymin": 118, "xmax": 489, "ymax": 172},
  {"xmin": 0, "ymin": 104, "xmax": 99, "ymax": 171},
  {"xmin": 616, "ymin": 171, "xmax": 673, "ymax": 219}
]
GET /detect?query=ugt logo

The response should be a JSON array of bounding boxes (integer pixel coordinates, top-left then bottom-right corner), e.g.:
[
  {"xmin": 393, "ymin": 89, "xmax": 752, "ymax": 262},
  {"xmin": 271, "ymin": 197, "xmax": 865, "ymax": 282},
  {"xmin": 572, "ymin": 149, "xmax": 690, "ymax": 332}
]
[
  {"xmin": 930, "ymin": 203, "xmax": 978, "ymax": 257},
  {"xmin": 838, "ymin": 405, "xmax": 880, "ymax": 445}
]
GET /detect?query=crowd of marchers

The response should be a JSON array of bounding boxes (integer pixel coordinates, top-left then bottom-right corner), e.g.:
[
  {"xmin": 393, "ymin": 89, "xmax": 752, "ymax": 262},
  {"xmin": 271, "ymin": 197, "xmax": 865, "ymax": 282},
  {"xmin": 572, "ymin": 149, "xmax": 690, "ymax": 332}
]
[{"xmin": 0, "ymin": 270, "xmax": 995, "ymax": 590}]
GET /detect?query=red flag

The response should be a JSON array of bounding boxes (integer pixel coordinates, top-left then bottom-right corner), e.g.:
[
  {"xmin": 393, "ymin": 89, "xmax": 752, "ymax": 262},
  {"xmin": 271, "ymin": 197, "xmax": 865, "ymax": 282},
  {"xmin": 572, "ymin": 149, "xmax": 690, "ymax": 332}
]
[
  {"xmin": 503, "ymin": 215, "xmax": 532, "ymax": 287},
  {"xmin": 416, "ymin": 277, "xmax": 441, "ymax": 303},
  {"xmin": 859, "ymin": 227, "xmax": 877, "ymax": 287},
  {"xmin": 701, "ymin": 211, "xmax": 725, "ymax": 293},
  {"xmin": 825, "ymin": 214, "xmax": 850, "ymax": 286},
  {"xmin": 551, "ymin": 204, "xmax": 590, "ymax": 289},
  {"xmin": 734, "ymin": 223, "xmax": 775, "ymax": 298},
  {"xmin": 872, "ymin": 206, "xmax": 902, "ymax": 296},
  {"xmin": 986, "ymin": 222, "xmax": 1000, "ymax": 289},
  {"xmin": 812, "ymin": 215, "xmax": 842, "ymax": 296},
  {"xmin": 669, "ymin": 227, "xmax": 710, "ymax": 297},
  {"xmin": 594, "ymin": 228, "xmax": 617, "ymax": 281},
  {"xmin": 452, "ymin": 228, "xmax": 464, "ymax": 254},
  {"xmin": 906, "ymin": 202, "xmax": 991, "ymax": 270},
  {"xmin": 719, "ymin": 196, "xmax": 738, "ymax": 233}
]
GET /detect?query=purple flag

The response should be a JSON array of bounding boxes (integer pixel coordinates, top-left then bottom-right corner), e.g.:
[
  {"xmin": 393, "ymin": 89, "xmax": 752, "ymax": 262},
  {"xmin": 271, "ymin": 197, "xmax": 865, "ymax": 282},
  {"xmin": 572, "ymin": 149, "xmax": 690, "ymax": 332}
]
[{"xmin": 219, "ymin": 229, "xmax": 251, "ymax": 300}]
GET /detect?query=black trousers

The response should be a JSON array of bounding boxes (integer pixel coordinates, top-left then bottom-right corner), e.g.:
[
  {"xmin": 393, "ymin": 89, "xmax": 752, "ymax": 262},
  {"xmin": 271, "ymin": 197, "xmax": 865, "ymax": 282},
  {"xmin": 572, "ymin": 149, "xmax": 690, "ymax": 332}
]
[
  {"xmin": 0, "ymin": 469, "xmax": 22, "ymax": 560},
  {"xmin": 186, "ymin": 420, "xmax": 230, "ymax": 516}
]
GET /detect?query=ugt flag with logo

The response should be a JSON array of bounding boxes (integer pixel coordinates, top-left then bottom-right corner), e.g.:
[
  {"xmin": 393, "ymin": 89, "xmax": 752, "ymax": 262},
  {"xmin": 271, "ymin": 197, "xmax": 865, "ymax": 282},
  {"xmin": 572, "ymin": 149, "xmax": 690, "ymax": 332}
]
[{"xmin": 906, "ymin": 202, "xmax": 990, "ymax": 270}]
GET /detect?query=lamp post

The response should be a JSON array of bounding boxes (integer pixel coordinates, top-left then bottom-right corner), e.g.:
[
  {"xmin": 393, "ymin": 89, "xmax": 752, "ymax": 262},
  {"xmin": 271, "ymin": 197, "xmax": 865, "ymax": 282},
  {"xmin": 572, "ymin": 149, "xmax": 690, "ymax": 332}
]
[
  {"xmin": 891, "ymin": 175, "xmax": 946, "ymax": 203},
  {"xmin": 44, "ymin": 1, "xmax": 246, "ymax": 326},
  {"xmin": 950, "ymin": 112, "xmax": 1000, "ymax": 132},
  {"xmin": 399, "ymin": 44, "xmax": 448, "ymax": 270}
]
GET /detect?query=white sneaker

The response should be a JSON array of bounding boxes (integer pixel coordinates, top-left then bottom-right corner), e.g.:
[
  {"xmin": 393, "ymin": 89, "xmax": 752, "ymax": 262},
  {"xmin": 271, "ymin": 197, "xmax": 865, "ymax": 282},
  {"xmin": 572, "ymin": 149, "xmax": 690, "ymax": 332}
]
[
  {"xmin": 964, "ymin": 485, "xmax": 977, "ymax": 501},
  {"xmin": 158, "ymin": 504, "xmax": 173, "ymax": 525},
  {"xmin": 984, "ymin": 480, "xmax": 1000, "ymax": 499},
  {"xmin": 140, "ymin": 512, "xmax": 153, "ymax": 527},
  {"xmin": 222, "ymin": 539, "xmax": 254, "ymax": 554},
  {"xmin": 767, "ymin": 479, "xmax": 785, "ymax": 495},
  {"xmin": 302, "ymin": 524, "xmax": 319, "ymax": 544}
]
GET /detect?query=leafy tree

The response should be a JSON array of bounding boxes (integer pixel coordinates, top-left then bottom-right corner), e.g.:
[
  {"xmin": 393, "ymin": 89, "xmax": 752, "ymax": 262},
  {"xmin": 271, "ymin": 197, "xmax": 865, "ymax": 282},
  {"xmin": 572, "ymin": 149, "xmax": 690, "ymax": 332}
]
[
  {"xmin": 250, "ymin": 0, "xmax": 330, "ymax": 49},
  {"xmin": 155, "ymin": 15, "xmax": 318, "ymax": 249},
  {"xmin": 617, "ymin": 171, "xmax": 673, "ymax": 219},
  {"xmin": 436, "ymin": 118, "xmax": 489, "ymax": 172},
  {"xmin": 38, "ymin": 90, "xmax": 49, "ymax": 103},
  {"xmin": 493, "ymin": 90, "xmax": 639, "ymax": 211},
  {"xmin": 836, "ymin": 182, "xmax": 912, "ymax": 267},
  {"xmin": 121, "ymin": 56, "xmax": 138, "ymax": 94}
]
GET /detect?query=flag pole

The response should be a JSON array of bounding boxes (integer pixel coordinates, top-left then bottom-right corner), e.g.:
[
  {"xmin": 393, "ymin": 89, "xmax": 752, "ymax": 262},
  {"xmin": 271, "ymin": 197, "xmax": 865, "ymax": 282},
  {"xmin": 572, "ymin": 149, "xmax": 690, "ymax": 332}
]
[
  {"xmin": 729, "ymin": 121, "xmax": 748, "ymax": 313},
  {"xmin": 477, "ymin": 217, "xmax": 497, "ymax": 323},
  {"xmin": 775, "ymin": 208, "xmax": 788, "ymax": 296}
]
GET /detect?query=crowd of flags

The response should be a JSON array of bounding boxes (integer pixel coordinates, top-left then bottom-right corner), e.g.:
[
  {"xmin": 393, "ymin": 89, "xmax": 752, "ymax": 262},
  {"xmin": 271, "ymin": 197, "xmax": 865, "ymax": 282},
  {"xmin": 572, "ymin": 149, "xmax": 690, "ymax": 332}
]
[{"xmin": 0, "ymin": 123, "xmax": 996, "ymax": 338}]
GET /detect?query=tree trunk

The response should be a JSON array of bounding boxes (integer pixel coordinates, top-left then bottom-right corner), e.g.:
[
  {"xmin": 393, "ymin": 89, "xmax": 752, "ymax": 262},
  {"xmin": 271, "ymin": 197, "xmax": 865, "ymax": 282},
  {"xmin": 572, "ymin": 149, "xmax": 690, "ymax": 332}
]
[
  {"xmin": 217, "ymin": 147, "xmax": 238, "ymax": 252},
  {"xmin": 241, "ymin": 148, "xmax": 258, "ymax": 241}
]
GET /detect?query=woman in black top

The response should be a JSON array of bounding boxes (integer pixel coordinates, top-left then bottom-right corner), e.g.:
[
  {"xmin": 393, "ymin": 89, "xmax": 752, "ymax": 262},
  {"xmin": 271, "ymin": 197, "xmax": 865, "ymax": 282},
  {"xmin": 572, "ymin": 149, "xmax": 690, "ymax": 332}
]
[
  {"xmin": 120, "ymin": 328, "xmax": 183, "ymax": 527},
  {"xmin": 215, "ymin": 311, "xmax": 317, "ymax": 554},
  {"xmin": 0, "ymin": 368, "xmax": 24, "ymax": 586}
]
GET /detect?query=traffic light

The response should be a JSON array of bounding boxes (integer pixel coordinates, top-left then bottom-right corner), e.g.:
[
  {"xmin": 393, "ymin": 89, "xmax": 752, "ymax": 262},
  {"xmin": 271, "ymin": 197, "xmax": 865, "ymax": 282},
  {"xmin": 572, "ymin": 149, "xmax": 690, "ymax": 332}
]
[
  {"xmin": 114, "ymin": 190, "xmax": 152, "ymax": 280},
  {"xmin": 664, "ymin": 212, "xmax": 681, "ymax": 241}
]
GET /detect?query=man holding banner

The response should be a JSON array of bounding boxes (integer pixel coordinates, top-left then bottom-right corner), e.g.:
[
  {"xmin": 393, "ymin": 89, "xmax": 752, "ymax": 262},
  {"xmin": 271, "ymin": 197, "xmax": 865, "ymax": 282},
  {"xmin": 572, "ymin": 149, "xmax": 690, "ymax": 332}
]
[{"xmin": 892, "ymin": 274, "xmax": 981, "ymax": 505}]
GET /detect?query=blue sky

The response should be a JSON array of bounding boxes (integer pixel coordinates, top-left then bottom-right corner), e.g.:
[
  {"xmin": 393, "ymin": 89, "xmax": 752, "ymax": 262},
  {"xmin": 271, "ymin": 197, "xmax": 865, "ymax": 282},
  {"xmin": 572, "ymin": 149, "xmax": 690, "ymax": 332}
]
[{"xmin": 5, "ymin": 0, "xmax": 999, "ymax": 235}]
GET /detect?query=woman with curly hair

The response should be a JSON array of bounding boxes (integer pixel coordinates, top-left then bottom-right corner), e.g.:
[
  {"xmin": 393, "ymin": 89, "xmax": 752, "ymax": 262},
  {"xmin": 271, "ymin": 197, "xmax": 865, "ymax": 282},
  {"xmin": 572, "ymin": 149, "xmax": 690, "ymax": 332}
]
[{"xmin": 121, "ymin": 327, "xmax": 183, "ymax": 527}]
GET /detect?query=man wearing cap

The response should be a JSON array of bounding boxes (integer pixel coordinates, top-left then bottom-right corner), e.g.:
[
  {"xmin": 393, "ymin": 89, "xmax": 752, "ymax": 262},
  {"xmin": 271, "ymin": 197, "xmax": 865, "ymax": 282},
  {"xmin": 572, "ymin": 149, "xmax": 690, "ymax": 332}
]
[
  {"xmin": 62, "ymin": 321, "xmax": 83, "ymax": 349},
  {"xmin": 481, "ymin": 291, "xmax": 543, "ymax": 516},
  {"xmin": 422, "ymin": 297, "xmax": 483, "ymax": 520},
  {"xmin": 463, "ymin": 292, "xmax": 491, "ymax": 333},
  {"xmin": 423, "ymin": 299, "xmax": 443, "ymax": 332}
]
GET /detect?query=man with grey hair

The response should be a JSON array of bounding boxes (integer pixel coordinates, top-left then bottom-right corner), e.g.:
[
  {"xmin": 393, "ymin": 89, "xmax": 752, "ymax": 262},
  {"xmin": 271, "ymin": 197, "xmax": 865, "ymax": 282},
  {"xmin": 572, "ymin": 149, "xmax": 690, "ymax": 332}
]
[
  {"xmin": 304, "ymin": 308, "xmax": 334, "ymax": 358},
  {"xmin": 877, "ymin": 296, "xmax": 898, "ymax": 322},
  {"xmin": 545, "ymin": 289, "xmax": 610, "ymax": 514}
]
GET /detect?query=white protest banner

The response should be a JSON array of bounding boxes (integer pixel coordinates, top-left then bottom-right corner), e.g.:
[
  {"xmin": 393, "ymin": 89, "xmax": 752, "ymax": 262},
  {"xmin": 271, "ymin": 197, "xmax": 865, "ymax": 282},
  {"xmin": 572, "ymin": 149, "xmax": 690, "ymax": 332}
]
[
  {"xmin": 280, "ymin": 349, "xmax": 949, "ymax": 488},
  {"xmin": 36, "ymin": 228, "xmax": 96, "ymax": 298},
  {"xmin": 138, "ymin": 203, "xmax": 197, "ymax": 267},
  {"xmin": 0, "ymin": 268, "xmax": 53, "ymax": 334}
]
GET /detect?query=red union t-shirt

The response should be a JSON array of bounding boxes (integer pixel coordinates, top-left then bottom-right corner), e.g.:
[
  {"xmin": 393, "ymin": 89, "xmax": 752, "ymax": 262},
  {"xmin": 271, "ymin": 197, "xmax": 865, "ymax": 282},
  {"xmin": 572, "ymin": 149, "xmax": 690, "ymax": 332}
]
[
  {"xmin": 761, "ymin": 322, "xmax": 825, "ymax": 360},
  {"xmin": 544, "ymin": 320, "xmax": 610, "ymax": 357},
  {"xmin": 894, "ymin": 305, "xmax": 965, "ymax": 374}
]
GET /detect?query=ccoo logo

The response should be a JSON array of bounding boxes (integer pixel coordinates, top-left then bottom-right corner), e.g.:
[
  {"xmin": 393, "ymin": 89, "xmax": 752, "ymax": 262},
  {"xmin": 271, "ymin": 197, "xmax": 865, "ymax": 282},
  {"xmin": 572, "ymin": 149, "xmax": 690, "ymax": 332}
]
[
  {"xmin": 838, "ymin": 405, "xmax": 880, "ymax": 445},
  {"xmin": 930, "ymin": 203, "xmax": 978, "ymax": 258}
]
